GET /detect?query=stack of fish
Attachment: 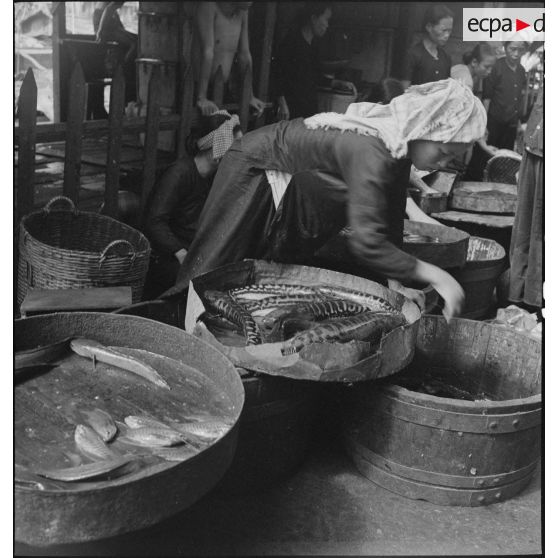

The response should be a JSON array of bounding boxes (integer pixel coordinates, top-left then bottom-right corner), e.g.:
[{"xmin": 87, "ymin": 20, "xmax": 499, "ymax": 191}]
[{"xmin": 202, "ymin": 283, "xmax": 407, "ymax": 356}]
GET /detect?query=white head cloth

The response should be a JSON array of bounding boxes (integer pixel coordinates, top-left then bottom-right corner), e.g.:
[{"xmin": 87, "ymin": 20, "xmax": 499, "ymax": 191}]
[{"xmin": 304, "ymin": 79, "xmax": 487, "ymax": 158}]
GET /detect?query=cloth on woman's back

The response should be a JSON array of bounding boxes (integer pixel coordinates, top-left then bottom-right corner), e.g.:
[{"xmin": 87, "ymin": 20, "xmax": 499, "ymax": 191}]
[
  {"xmin": 483, "ymin": 57, "xmax": 526, "ymax": 126},
  {"xmin": 273, "ymin": 28, "xmax": 322, "ymax": 118},
  {"xmin": 402, "ymin": 41, "xmax": 451, "ymax": 85},
  {"xmin": 450, "ymin": 64, "xmax": 474, "ymax": 90},
  {"xmin": 144, "ymin": 157, "xmax": 210, "ymax": 256},
  {"xmin": 509, "ymin": 87, "xmax": 543, "ymax": 308},
  {"xmin": 305, "ymin": 79, "xmax": 486, "ymax": 159},
  {"xmin": 164, "ymin": 119, "xmax": 414, "ymax": 296}
]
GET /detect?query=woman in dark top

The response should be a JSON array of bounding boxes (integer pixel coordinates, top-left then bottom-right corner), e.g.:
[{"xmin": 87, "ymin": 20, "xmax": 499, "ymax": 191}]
[
  {"xmin": 483, "ymin": 41, "xmax": 527, "ymax": 150},
  {"xmin": 143, "ymin": 112, "xmax": 241, "ymax": 297},
  {"xmin": 508, "ymin": 84, "xmax": 543, "ymax": 308},
  {"xmin": 402, "ymin": 4, "xmax": 454, "ymax": 87},
  {"xmin": 167, "ymin": 80, "xmax": 487, "ymax": 320},
  {"xmin": 273, "ymin": 2, "xmax": 332, "ymax": 120}
]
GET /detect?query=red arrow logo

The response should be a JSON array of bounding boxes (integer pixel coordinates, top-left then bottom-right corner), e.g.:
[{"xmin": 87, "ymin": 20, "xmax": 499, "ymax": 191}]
[{"xmin": 516, "ymin": 19, "xmax": 530, "ymax": 31}]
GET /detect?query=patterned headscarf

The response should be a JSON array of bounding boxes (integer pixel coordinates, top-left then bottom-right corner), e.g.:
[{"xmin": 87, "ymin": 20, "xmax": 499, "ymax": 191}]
[
  {"xmin": 196, "ymin": 110, "xmax": 241, "ymax": 160},
  {"xmin": 305, "ymin": 79, "xmax": 487, "ymax": 159}
]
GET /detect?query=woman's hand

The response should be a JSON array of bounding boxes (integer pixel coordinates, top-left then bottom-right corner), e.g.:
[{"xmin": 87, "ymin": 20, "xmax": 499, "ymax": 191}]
[
  {"xmin": 250, "ymin": 96, "xmax": 265, "ymax": 117},
  {"xmin": 197, "ymin": 98, "xmax": 220, "ymax": 116},
  {"xmin": 387, "ymin": 279, "xmax": 426, "ymax": 312},
  {"xmin": 411, "ymin": 260, "xmax": 465, "ymax": 321},
  {"xmin": 276, "ymin": 96, "xmax": 290, "ymax": 121}
]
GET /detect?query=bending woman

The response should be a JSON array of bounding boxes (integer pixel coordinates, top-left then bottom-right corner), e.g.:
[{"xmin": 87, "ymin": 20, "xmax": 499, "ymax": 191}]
[{"xmin": 165, "ymin": 79, "xmax": 486, "ymax": 320}]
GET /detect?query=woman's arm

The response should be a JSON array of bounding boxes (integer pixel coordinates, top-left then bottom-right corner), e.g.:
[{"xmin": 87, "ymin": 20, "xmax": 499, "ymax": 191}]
[
  {"xmin": 405, "ymin": 196, "xmax": 440, "ymax": 225},
  {"xmin": 237, "ymin": 10, "xmax": 264, "ymax": 117},
  {"xmin": 195, "ymin": 3, "xmax": 220, "ymax": 116}
]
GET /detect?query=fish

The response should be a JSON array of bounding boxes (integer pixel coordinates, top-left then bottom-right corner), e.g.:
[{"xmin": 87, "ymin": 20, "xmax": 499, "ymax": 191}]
[
  {"xmin": 203, "ymin": 290, "xmax": 262, "ymax": 345},
  {"xmin": 116, "ymin": 423, "xmax": 184, "ymax": 447},
  {"xmin": 81, "ymin": 408, "xmax": 118, "ymax": 442},
  {"xmin": 230, "ymin": 284, "xmax": 319, "ymax": 300},
  {"xmin": 32, "ymin": 456, "xmax": 134, "ymax": 482},
  {"xmin": 281, "ymin": 311, "xmax": 407, "ymax": 355},
  {"xmin": 173, "ymin": 420, "xmax": 230, "ymax": 440},
  {"xmin": 265, "ymin": 299, "xmax": 368, "ymax": 332},
  {"xmin": 241, "ymin": 293, "xmax": 327, "ymax": 312},
  {"xmin": 152, "ymin": 446, "xmax": 199, "ymax": 462},
  {"xmin": 15, "ymin": 337, "xmax": 73, "ymax": 370},
  {"xmin": 74, "ymin": 424, "xmax": 120, "ymax": 461},
  {"xmin": 70, "ymin": 338, "xmax": 171, "ymax": 390},
  {"xmin": 124, "ymin": 415, "xmax": 173, "ymax": 431},
  {"xmin": 317, "ymin": 287, "xmax": 397, "ymax": 313}
]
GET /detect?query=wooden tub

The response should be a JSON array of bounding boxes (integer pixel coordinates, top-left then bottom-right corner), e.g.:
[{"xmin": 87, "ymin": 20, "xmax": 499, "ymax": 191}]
[{"xmin": 342, "ymin": 316, "xmax": 541, "ymax": 506}]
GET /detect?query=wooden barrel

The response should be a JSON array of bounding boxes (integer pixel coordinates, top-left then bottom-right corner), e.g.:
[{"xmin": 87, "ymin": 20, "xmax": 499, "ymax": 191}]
[
  {"xmin": 113, "ymin": 301, "xmax": 315, "ymax": 491},
  {"xmin": 450, "ymin": 237, "xmax": 506, "ymax": 319},
  {"xmin": 342, "ymin": 316, "xmax": 541, "ymax": 507},
  {"xmin": 449, "ymin": 181, "xmax": 517, "ymax": 214}
]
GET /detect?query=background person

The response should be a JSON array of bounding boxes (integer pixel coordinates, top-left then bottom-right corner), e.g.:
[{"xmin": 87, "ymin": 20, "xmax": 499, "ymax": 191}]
[{"xmin": 402, "ymin": 4, "xmax": 454, "ymax": 87}]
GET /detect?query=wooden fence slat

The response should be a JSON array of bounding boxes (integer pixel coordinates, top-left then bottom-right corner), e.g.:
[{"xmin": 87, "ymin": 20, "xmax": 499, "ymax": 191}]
[
  {"xmin": 213, "ymin": 65, "xmax": 225, "ymax": 108},
  {"xmin": 176, "ymin": 64, "xmax": 194, "ymax": 159},
  {"xmin": 239, "ymin": 63, "xmax": 252, "ymax": 133},
  {"xmin": 140, "ymin": 63, "xmax": 161, "ymax": 212},
  {"xmin": 63, "ymin": 62, "xmax": 86, "ymax": 204},
  {"xmin": 16, "ymin": 68, "xmax": 38, "ymax": 222},
  {"xmin": 103, "ymin": 65, "xmax": 126, "ymax": 218},
  {"xmin": 255, "ymin": 2, "xmax": 277, "ymax": 128}
]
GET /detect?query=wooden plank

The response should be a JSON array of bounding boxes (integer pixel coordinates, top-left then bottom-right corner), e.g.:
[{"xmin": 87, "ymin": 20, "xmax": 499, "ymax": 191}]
[
  {"xmin": 16, "ymin": 68, "xmax": 37, "ymax": 221},
  {"xmin": 213, "ymin": 65, "xmax": 225, "ymax": 107},
  {"xmin": 103, "ymin": 65, "xmax": 126, "ymax": 217},
  {"xmin": 255, "ymin": 2, "xmax": 277, "ymax": 129},
  {"xmin": 176, "ymin": 64, "xmax": 194, "ymax": 159},
  {"xmin": 63, "ymin": 63, "xmax": 86, "ymax": 203},
  {"xmin": 238, "ymin": 63, "xmax": 252, "ymax": 133},
  {"xmin": 140, "ymin": 64, "xmax": 161, "ymax": 212},
  {"xmin": 52, "ymin": 2, "xmax": 66, "ymax": 123}
]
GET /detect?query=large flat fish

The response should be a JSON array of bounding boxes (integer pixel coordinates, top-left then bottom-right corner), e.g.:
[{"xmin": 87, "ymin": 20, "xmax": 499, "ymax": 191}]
[
  {"xmin": 318, "ymin": 287, "xmax": 397, "ymax": 313},
  {"xmin": 230, "ymin": 284, "xmax": 319, "ymax": 300},
  {"xmin": 74, "ymin": 424, "xmax": 120, "ymax": 461},
  {"xmin": 281, "ymin": 311, "xmax": 407, "ymax": 355},
  {"xmin": 81, "ymin": 408, "xmax": 118, "ymax": 442},
  {"xmin": 33, "ymin": 456, "xmax": 133, "ymax": 482},
  {"xmin": 203, "ymin": 290, "xmax": 262, "ymax": 345},
  {"xmin": 70, "ymin": 338, "xmax": 171, "ymax": 390}
]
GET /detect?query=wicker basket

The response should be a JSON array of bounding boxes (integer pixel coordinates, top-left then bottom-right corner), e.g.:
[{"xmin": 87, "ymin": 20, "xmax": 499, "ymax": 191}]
[
  {"xmin": 484, "ymin": 150, "xmax": 522, "ymax": 184},
  {"xmin": 17, "ymin": 197, "xmax": 151, "ymax": 305}
]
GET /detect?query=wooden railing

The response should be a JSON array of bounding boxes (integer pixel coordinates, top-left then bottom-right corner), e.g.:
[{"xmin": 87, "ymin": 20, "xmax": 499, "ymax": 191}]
[{"xmin": 14, "ymin": 61, "xmax": 271, "ymax": 224}]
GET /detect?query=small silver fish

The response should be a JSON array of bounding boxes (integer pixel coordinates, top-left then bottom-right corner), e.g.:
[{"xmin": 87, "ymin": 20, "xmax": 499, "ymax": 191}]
[
  {"xmin": 33, "ymin": 456, "xmax": 133, "ymax": 482},
  {"xmin": 74, "ymin": 424, "xmax": 120, "ymax": 460},
  {"xmin": 70, "ymin": 338, "xmax": 171, "ymax": 390},
  {"xmin": 81, "ymin": 408, "xmax": 118, "ymax": 442},
  {"xmin": 118, "ymin": 424, "xmax": 184, "ymax": 448},
  {"xmin": 153, "ymin": 446, "xmax": 199, "ymax": 462},
  {"xmin": 173, "ymin": 420, "xmax": 230, "ymax": 440},
  {"xmin": 124, "ymin": 415, "xmax": 172, "ymax": 431}
]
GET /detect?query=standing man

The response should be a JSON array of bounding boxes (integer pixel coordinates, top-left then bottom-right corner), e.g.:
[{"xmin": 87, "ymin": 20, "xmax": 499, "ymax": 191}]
[{"xmin": 194, "ymin": 2, "xmax": 265, "ymax": 117}]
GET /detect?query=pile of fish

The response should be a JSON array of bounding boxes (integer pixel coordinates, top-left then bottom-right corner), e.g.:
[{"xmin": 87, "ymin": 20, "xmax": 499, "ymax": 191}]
[
  {"xmin": 201, "ymin": 283, "xmax": 407, "ymax": 355},
  {"xmin": 17, "ymin": 407, "xmax": 231, "ymax": 488}
]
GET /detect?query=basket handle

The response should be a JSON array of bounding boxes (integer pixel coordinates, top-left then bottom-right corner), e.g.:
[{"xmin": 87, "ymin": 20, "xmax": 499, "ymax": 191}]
[
  {"xmin": 99, "ymin": 239, "xmax": 137, "ymax": 269},
  {"xmin": 44, "ymin": 196, "xmax": 77, "ymax": 214}
]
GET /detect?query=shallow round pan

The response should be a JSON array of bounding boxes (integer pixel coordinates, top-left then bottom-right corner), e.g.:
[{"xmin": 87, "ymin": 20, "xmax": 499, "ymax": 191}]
[
  {"xmin": 15, "ymin": 313, "xmax": 244, "ymax": 547},
  {"xmin": 449, "ymin": 181, "xmax": 517, "ymax": 214}
]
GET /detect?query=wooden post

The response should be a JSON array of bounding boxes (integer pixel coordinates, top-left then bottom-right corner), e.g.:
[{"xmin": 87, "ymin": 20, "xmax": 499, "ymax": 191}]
[
  {"xmin": 141, "ymin": 63, "xmax": 161, "ymax": 213},
  {"xmin": 103, "ymin": 65, "xmax": 126, "ymax": 218},
  {"xmin": 52, "ymin": 2, "xmax": 66, "ymax": 123},
  {"xmin": 213, "ymin": 65, "xmax": 225, "ymax": 108},
  {"xmin": 16, "ymin": 69, "xmax": 37, "ymax": 221},
  {"xmin": 176, "ymin": 64, "xmax": 194, "ymax": 159},
  {"xmin": 255, "ymin": 2, "xmax": 277, "ymax": 128},
  {"xmin": 63, "ymin": 62, "xmax": 86, "ymax": 204},
  {"xmin": 239, "ymin": 63, "xmax": 252, "ymax": 133}
]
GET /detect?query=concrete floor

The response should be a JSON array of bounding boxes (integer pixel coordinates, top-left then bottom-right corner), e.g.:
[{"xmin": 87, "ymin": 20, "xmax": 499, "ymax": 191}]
[{"xmin": 16, "ymin": 441, "xmax": 541, "ymax": 556}]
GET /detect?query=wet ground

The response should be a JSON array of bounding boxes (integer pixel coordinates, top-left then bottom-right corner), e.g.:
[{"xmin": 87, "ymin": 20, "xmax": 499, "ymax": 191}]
[{"xmin": 16, "ymin": 439, "xmax": 541, "ymax": 556}]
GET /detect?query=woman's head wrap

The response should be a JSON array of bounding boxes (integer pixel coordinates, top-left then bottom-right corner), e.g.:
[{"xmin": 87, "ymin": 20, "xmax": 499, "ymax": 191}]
[
  {"xmin": 305, "ymin": 79, "xmax": 487, "ymax": 158},
  {"xmin": 196, "ymin": 110, "xmax": 241, "ymax": 160}
]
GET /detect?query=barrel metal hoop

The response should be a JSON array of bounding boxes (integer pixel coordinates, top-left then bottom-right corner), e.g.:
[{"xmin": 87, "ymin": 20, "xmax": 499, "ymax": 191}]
[
  {"xmin": 350, "ymin": 450, "xmax": 536, "ymax": 507},
  {"xmin": 367, "ymin": 394, "xmax": 541, "ymax": 433},
  {"xmin": 346, "ymin": 435, "xmax": 540, "ymax": 489}
]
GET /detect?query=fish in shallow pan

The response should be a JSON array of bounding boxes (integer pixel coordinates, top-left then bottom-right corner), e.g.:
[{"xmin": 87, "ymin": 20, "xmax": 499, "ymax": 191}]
[
  {"xmin": 317, "ymin": 287, "xmax": 397, "ymax": 313},
  {"xmin": 281, "ymin": 311, "xmax": 407, "ymax": 355},
  {"xmin": 230, "ymin": 283, "xmax": 319, "ymax": 300},
  {"xmin": 241, "ymin": 292, "xmax": 327, "ymax": 312}
]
